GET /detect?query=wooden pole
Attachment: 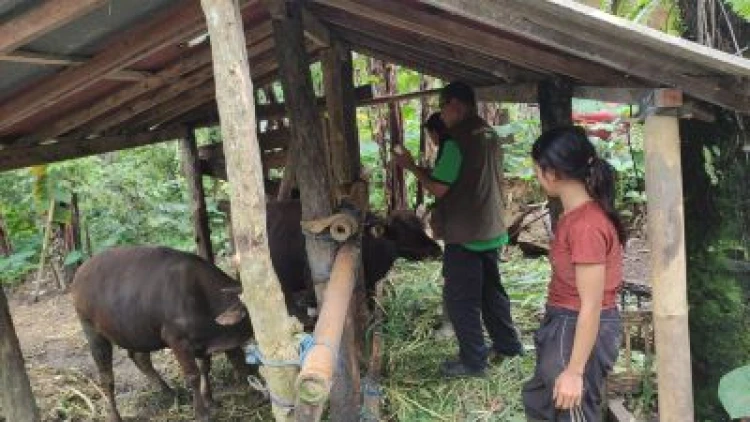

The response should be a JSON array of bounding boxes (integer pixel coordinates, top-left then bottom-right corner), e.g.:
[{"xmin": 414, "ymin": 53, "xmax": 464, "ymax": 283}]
[
  {"xmin": 295, "ymin": 242, "xmax": 360, "ymax": 418},
  {"xmin": 0, "ymin": 285, "xmax": 40, "ymax": 422},
  {"xmin": 199, "ymin": 1, "xmax": 301, "ymax": 421},
  {"xmin": 322, "ymin": 36, "xmax": 362, "ymax": 421},
  {"xmin": 537, "ymin": 79, "xmax": 573, "ymax": 230},
  {"xmin": 0, "ymin": 211, "xmax": 12, "ymax": 256},
  {"xmin": 644, "ymin": 115, "xmax": 694, "ymax": 422},
  {"xmin": 385, "ymin": 64, "xmax": 407, "ymax": 211},
  {"xmin": 180, "ymin": 126, "xmax": 214, "ymax": 263}
]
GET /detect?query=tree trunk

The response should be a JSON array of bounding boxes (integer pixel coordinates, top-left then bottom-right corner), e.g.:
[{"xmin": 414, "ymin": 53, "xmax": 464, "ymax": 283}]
[
  {"xmin": 199, "ymin": 1, "xmax": 301, "ymax": 421},
  {"xmin": 0, "ymin": 284, "xmax": 40, "ymax": 421},
  {"xmin": 181, "ymin": 126, "xmax": 214, "ymax": 263}
]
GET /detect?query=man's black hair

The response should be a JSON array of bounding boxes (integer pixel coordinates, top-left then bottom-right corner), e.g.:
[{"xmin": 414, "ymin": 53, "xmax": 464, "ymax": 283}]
[{"xmin": 440, "ymin": 81, "xmax": 477, "ymax": 109}]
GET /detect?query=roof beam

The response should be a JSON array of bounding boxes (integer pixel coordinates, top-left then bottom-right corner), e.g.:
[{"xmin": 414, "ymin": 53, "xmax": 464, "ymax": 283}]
[
  {"xmin": 0, "ymin": 50, "xmax": 154, "ymax": 81},
  {"xmin": 0, "ymin": 126, "xmax": 187, "ymax": 173},
  {"xmin": 418, "ymin": 0, "xmax": 750, "ymax": 113},
  {"xmin": 11, "ymin": 21, "xmax": 273, "ymax": 148},
  {"xmin": 0, "ymin": 0, "xmax": 106, "ymax": 54},
  {"xmin": 338, "ymin": 31, "xmax": 499, "ymax": 86},
  {"xmin": 0, "ymin": 1, "xmax": 258, "ymax": 133},
  {"xmin": 311, "ymin": 0, "xmax": 634, "ymax": 86},
  {"xmin": 313, "ymin": 6, "xmax": 543, "ymax": 83}
]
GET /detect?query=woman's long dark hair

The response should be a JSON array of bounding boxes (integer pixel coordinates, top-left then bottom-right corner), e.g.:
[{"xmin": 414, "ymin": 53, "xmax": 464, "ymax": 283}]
[
  {"xmin": 423, "ymin": 112, "xmax": 449, "ymax": 162},
  {"xmin": 531, "ymin": 126, "xmax": 627, "ymax": 245}
]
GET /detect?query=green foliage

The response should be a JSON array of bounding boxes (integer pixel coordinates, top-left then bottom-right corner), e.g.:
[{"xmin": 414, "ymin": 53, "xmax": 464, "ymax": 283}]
[
  {"xmin": 724, "ymin": 0, "xmax": 750, "ymax": 20},
  {"xmin": 719, "ymin": 365, "xmax": 750, "ymax": 419}
]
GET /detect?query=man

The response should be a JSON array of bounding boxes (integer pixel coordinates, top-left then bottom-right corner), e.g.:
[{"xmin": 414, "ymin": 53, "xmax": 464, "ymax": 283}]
[{"xmin": 392, "ymin": 81, "xmax": 523, "ymax": 377}]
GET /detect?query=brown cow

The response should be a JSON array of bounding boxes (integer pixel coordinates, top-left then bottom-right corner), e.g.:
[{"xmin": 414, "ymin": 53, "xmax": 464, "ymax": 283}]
[{"xmin": 71, "ymin": 246, "xmax": 252, "ymax": 422}]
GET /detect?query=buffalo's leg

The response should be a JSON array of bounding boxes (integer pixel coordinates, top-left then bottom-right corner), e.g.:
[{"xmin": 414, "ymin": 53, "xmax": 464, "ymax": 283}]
[
  {"xmin": 164, "ymin": 335, "xmax": 210, "ymax": 422},
  {"xmin": 128, "ymin": 351, "xmax": 175, "ymax": 397},
  {"xmin": 80, "ymin": 319, "xmax": 121, "ymax": 422},
  {"xmin": 197, "ymin": 355, "xmax": 215, "ymax": 408}
]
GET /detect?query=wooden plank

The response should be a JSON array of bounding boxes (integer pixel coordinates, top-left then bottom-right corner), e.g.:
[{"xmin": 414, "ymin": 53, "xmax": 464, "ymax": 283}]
[
  {"xmin": 0, "ymin": 51, "xmax": 154, "ymax": 81},
  {"xmin": 0, "ymin": 1, "xmax": 249, "ymax": 132},
  {"xmin": 86, "ymin": 67, "xmax": 216, "ymax": 135},
  {"xmin": 527, "ymin": 0, "xmax": 750, "ymax": 78},
  {"xmin": 302, "ymin": 7, "xmax": 331, "ymax": 47},
  {"xmin": 644, "ymin": 115, "xmax": 694, "ymax": 422},
  {"xmin": 419, "ymin": 0, "xmax": 750, "ymax": 113},
  {"xmin": 199, "ymin": 0, "xmax": 300, "ymax": 419},
  {"xmin": 11, "ymin": 12, "xmax": 270, "ymax": 148},
  {"xmin": 322, "ymin": 37, "xmax": 359, "ymax": 185},
  {"xmin": 0, "ymin": 0, "xmax": 106, "ymax": 54},
  {"xmin": 0, "ymin": 126, "xmax": 186, "ymax": 172},
  {"xmin": 311, "ymin": 6, "xmax": 542, "ymax": 84},
  {"xmin": 0, "ymin": 284, "xmax": 40, "ymax": 421},
  {"xmin": 311, "ymin": 0, "xmax": 633, "ymax": 85},
  {"xmin": 181, "ymin": 127, "xmax": 214, "ymax": 264}
]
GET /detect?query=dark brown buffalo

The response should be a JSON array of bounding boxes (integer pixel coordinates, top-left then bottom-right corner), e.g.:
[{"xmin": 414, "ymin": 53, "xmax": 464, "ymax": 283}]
[
  {"xmin": 71, "ymin": 246, "xmax": 252, "ymax": 422},
  {"xmin": 266, "ymin": 200, "xmax": 442, "ymax": 311}
]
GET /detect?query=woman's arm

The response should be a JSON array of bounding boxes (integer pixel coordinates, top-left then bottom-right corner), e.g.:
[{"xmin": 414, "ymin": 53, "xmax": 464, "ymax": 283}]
[{"xmin": 553, "ymin": 263, "xmax": 605, "ymax": 409}]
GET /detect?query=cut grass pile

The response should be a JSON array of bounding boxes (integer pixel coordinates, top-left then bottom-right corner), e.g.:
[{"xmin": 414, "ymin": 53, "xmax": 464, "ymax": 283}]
[{"xmin": 379, "ymin": 253, "xmax": 551, "ymax": 421}]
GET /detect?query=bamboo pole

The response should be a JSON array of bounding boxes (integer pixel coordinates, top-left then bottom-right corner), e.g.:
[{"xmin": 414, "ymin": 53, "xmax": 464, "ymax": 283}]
[
  {"xmin": 199, "ymin": 1, "xmax": 301, "ymax": 421},
  {"xmin": 644, "ymin": 114, "xmax": 694, "ymax": 422},
  {"xmin": 295, "ymin": 242, "xmax": 361, "ymax": 419}
]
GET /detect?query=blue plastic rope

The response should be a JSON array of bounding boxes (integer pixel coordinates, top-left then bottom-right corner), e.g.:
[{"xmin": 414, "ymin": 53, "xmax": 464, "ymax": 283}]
[{"xmin": 245, "ymin": 333, "xmax": 334, "ymax": 367}]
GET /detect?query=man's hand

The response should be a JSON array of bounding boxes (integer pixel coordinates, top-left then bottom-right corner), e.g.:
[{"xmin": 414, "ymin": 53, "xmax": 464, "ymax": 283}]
[
  {"xmin": 391, "ymin": 146, "xmax": 416, "ymax": 170},
  {"xmin": 553, "ymin": 368, "xmax": 584, "ymax": 409}
]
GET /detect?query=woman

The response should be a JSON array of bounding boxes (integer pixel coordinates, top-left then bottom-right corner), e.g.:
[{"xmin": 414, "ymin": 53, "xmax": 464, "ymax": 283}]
[
  {"xmin": 523, "ymin": 126, "xmax": 624, "ymax": 421},
  {"xmin": 422, "ymin": 111, "xmax": 449, "ymax": 166}
]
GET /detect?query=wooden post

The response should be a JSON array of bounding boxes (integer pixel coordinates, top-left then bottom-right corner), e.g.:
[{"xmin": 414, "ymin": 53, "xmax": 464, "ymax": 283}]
[
  {"xmin": 0, "ymin": 211, "xmax": 11, "ymax": 256},
  {"xmin": 0, "ymin": 264, "xmax": 40, "ymax": 421},
  {"xmin": 322, "ymin": 36, "xmax": 362, "ymax": 421},
  {"xmin": 644, "ymin": 114, "xmax": 694, "ymax": 422},
  {"xmin": 537, "ymin": 79, "xmax": 573, "ymax": 229},
  {"xmin": 199, "ymin": 1, "xmax": 301, "ymax": 421},
  {"xmin": 181, "ymin": 126, "xmax": 214, "ymax": 263},
  {"xmin": 385, "ymin": 64, "xmax": 407, "ymax": 211}
]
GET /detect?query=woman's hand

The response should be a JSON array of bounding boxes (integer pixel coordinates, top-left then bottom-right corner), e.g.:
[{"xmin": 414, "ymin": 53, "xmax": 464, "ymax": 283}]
[{"xmin": 553, "ymin": 368, "xmax": 583, "ymax": 409}]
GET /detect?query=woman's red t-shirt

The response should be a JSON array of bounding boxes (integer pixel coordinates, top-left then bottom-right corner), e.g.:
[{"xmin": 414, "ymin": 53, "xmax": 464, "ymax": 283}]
[{"xmin": 547, "ymin": 201, "xmax": 623, "ymax": 311}]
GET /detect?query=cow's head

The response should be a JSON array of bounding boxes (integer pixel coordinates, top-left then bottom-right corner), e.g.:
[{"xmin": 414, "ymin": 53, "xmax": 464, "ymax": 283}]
[{"xmin": 366, "ymin": 210, "xmax": 442, "ymax": 261}]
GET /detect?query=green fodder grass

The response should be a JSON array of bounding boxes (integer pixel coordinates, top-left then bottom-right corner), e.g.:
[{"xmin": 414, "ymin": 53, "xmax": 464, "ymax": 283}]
[{"xmin": 379, "ymin": 253, "xmax": 551, "ymax": 421}]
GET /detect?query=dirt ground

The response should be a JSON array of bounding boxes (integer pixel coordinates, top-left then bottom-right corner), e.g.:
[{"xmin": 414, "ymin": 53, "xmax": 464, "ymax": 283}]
[{"xmin": 4, "ymin": 238, "xmax": 650, "ymax": 421}]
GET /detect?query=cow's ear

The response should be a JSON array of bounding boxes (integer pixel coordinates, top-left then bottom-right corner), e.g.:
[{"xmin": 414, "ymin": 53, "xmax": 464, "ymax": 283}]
[
  {"xmin": 215, "ymin": 302, "xmax": 247, "ymax": 325},
  {"xmin": 221, "ymin": 286, "xmax": 243, "ymax": 296}
]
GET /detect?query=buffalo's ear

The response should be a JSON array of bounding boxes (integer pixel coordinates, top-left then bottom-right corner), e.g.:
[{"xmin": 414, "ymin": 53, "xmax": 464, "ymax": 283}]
[
  {"xmin": 215, "ymin": 302, "xmax": 247, "ymax": 325},
  {"xmin": 369, "ymin": 224, "xmax": 385, "ymax": 238},
  {"xmin": 221, "ymin": 286, "xmax": 243, "ymax": 296}
]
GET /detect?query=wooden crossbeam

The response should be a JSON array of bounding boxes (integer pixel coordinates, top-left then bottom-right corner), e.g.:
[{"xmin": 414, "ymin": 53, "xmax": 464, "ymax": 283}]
[
  {"xmin": 255, "ymin": 84, "xmax": 375, "ymax": 120},
  {"xmin": 311, "ymin": 0, "xmax": 633, "ymax": 85},
  {"xmin": 12, "ymin": 22, "xmax": 273, "ymax": 148},
  {"xmin": 312, "ymin": 6, "xmax": 543, "ymax": 84},
  {"xmin": 0, "ymin": 51, "xmax": 153, "ymax": 81},
  {"xmin": 0, "ymin": 126, "xmax": 187, "ymax": 172},
  {"xmin": 418, "ymin": 0, "xmax": 750, "ymax": 113},
  {"xmin": 0, "ymin": 1, "xmax": 257, "ymax": 132},
  {"xmin": 0, "ymin": 0, "xmax": 106, "ymax": 54}
]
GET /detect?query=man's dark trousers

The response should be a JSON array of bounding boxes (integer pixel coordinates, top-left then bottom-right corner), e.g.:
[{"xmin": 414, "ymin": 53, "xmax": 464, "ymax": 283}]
[{"xmin": 442, "ymin": 243, "xmax": 523, "ymax": 369}]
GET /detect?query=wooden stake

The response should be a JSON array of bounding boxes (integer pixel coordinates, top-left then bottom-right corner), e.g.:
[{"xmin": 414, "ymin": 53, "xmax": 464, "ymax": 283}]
[
  {"xmin": 200, "ymin": 1, "xmax": 301, "ymax": 421},
  {"xmin": 644, "ymin": 115, "xmax": 694, "ymax": 422},
  {"xmin": 181, "ymin": 126, "xmax": 214, "ymax": 263},
  {"xmin": 0, "ymin": 284, "xmax": 40, "ymax": 422}
]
